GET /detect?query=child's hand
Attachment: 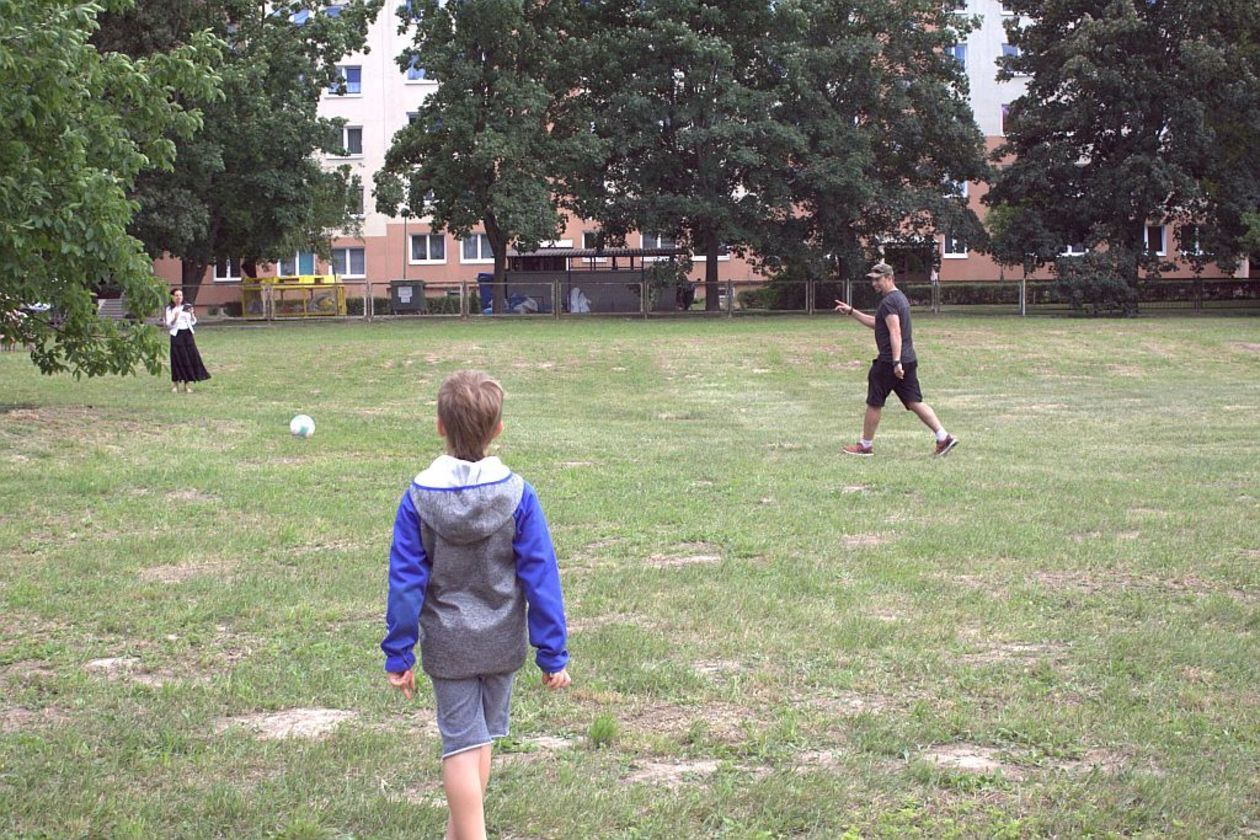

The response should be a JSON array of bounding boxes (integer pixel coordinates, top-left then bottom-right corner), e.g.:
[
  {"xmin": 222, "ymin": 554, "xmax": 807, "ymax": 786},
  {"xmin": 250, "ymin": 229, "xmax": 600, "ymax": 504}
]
[
  {"xmin": 541, "ymin": 669, "xmax": 570, "ymax": 690},
  {"xmin": 387, "ymin": 669, "xmax": 415, "ymax": 700}
]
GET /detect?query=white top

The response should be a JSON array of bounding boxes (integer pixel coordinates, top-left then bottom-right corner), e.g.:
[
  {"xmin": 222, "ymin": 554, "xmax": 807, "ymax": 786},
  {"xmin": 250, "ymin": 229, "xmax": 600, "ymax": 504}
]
[{"xmin": 165, "ymin": 305, "xmax": 196, "ymax": 336}]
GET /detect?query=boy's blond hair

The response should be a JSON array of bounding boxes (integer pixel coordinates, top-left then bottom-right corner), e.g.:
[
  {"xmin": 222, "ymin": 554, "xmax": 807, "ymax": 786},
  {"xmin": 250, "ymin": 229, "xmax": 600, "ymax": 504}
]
[{"xmin": 438, "ymin": 370, "xmax": 504, "ymax": 461}]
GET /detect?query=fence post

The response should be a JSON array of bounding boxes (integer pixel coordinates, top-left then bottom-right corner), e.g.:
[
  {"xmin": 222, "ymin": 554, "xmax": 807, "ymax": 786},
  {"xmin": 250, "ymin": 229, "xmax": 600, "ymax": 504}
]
[
  {"xmin": 363, "ymin": 283, "xmax": 370, "ymax": 322},
  {"xmin": 1019, "ymin": 275, "xmax": 1027, "ymax": 317},
  {"xmin": 1194, "ymin": 274, "xmax": 1203, "ymax": 312},
  {"xmin": 554, "ymin": 280, "xmax": 561, "ymax": 320},
  {"xmin": 726, "ymin": 279, "xmax": 734, "ymax": 317},
  {"xmin": 844, "ymin": 278, "xmax": 852, "ymax": 308},
  {"xmin": 460, "ymin": 281, "xmax": 468, "ymax": 319},
  {"xmin": 806, "ymin": 279, "xmax": 815, "ymax": 315}
]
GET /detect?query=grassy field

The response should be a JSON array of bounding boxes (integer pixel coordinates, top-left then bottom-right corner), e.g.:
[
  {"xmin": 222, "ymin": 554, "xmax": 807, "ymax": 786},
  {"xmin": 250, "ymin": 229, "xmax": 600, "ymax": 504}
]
[{"xmin": 1, "ymin": 314, "xmax": 1257, "ymax": 839}]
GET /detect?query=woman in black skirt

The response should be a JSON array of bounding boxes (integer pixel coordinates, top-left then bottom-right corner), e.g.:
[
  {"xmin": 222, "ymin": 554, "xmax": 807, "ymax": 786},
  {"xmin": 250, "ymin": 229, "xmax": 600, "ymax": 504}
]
[{"xmin": 165, "ymin": 288, "xmax": 210, "ymax": 393}]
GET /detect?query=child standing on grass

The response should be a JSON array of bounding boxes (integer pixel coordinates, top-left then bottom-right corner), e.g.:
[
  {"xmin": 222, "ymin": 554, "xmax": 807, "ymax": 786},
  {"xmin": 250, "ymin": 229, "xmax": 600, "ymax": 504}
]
[{"xmin": 382, "ymin": 370, "xmax": 570, "ymax": 840}]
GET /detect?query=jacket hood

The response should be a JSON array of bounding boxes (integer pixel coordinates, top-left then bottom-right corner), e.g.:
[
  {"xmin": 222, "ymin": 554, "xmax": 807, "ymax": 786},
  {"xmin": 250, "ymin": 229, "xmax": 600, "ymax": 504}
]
[{"xmin": 410, "ymin": 455, "xmax": 523, "ymax": 545}]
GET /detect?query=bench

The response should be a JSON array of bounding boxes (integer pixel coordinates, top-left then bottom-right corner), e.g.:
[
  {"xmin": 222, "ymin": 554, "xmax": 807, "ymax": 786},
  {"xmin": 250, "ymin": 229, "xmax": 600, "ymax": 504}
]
[{"xmin": 97, "ymin": 297, "xmax": 129, "ymax": 320}]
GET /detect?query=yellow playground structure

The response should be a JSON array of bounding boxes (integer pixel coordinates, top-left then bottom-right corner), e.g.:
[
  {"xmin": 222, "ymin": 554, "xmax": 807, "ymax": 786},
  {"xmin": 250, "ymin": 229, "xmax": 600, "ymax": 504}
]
[{"xmin": 241, "ymin": 275, "xmax": 348, "ymax": 319}]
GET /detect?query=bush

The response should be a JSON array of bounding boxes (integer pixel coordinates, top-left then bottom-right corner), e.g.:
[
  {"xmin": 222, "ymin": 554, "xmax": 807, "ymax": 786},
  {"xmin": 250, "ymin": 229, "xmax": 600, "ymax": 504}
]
[
  {"xmin": 345, "ymin": 297, "xmax": 391, "ymax": 317},
  {"xmin": 425, "ymin": 294, "xmax": 465, "ymax": 315},
  {"xmin": 1054, "ymin": 253, "xmax": 1138, "ymax": 316}
]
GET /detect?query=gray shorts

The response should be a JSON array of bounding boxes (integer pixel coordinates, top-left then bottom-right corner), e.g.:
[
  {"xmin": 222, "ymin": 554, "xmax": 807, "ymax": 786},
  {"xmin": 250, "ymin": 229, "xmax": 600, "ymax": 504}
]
[{"xmin": 430, "ymin": 672, "xmax": 515, "ymax": 758}]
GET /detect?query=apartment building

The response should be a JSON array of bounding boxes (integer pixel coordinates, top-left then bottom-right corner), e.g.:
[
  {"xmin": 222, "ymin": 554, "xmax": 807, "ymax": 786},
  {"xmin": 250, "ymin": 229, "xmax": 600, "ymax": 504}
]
[{"xmin": 158, "ymin": 1, "xmax": 1235, "ymax": 306}]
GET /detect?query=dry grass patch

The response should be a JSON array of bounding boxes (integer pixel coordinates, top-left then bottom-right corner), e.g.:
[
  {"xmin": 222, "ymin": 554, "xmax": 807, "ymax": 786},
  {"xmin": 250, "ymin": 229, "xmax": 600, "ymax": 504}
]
[
  {"xmin": 215, "ymin": 708, "xmax": 358, "ymax": 740},
  {"xmin": 1, "ymin": 706, "xmax": 70, "ymax": 733},
  {"xmin": 165, "ymin": 489, "xmax": 219, "ymax": 504},
  {"xmin": 646, "ymin": 543, "xmax": 722, "ymax": 568},
  {"xmin": 623, "ymin": 759, "xmax": 721, "ymax": 788},
  {"xmin": 801, "ymin": 690, "xmax": 894, "ymax": 717},
  {"xmin": 842, "ymin": 533, "xmax": 892, "ymax": 549},
  {"xmin": 921, "ymin": 744, "xmax": 1027, "ymax": 780},
  {"xmin": 1231, "ymin": 342, "xmax": 1260, "ymax": 353},
  {"xmin": 1033, "ymin": 571, "xmax": 1255, "ymax": 602},
  {"xmin": 691, "ymin": 659, "xmax": 744, "ymax": 678},
  {"xmin": 958, "ymin": 641, "xmax": 1070, "ymax": 666},
  {"xmin": 568, "ymin": 612, "xmax": 659, "ymax": 633},
  {"xmin": 139, "ymin": 559, "xmax": 236, "ymax": 584},
  {"xmin": 618, "ymin": 699, "xmax": 763, "ymax": 745}
]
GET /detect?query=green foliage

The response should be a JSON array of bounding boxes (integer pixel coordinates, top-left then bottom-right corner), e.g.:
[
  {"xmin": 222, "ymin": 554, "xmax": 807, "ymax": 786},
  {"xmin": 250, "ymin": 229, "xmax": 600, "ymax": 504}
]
[
  {"xmin": 755, "ymin": 0, "xmax": 989, "ymax": 287},
  {"xmin": 375, "ymin": 0, "xmax": 582, "ymax": 314},
  {"xmin": 588, "ymin": 713, "xmax": 619, "ymax": 749},
  {"xmin": 0, "ymin": 0, "xmax": 221, "ymax": 376},
  {"xmin": 988, "ymin": 2, "xmax": 1260, "ymax": 282},
  {"xmin": 95, "ymin": 0, "xmax": 383, "ymax": 301},
  {"xmin": 1053, "ymin": 252, "xmax": 1139, "ymax": 317}
]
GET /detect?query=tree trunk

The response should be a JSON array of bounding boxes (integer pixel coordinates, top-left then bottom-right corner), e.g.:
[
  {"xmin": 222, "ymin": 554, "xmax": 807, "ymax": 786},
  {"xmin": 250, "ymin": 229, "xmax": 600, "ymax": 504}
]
[
  {"xmin": 485, "ymin": 213, "xmax": 507, "ymax": 314},
  {"xmin": 702, "ymin": 234, "xmax": 720, "ymax": 311},
  {"xmin": 180, "ymin": 260, "xmax": 207, "ymax": 305}
]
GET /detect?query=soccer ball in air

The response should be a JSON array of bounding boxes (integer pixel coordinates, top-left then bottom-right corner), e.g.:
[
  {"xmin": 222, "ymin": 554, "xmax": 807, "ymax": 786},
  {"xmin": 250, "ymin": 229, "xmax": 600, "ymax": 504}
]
[{"xmin": 289, "ymin": 414, "xmax": 315, "ymax": 438}]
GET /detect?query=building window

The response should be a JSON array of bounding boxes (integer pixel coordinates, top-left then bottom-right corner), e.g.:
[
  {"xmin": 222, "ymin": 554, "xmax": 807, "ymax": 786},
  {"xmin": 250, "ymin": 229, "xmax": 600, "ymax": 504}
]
[
  {"xmin": 1000, "ymin": 104, "xmax": 1011, "ymax": 135},
  {"xmin": 349, "ymin": 187, "xmax": 364, "ymax": 218},
  {"xmin": 950, "ymin": 44, "xmax": 967, "ymax": 69},
  {"xmin": 461, "ymin": 233, "xmax": 493, "ymax": 262},
  {"xmin": 1001, "ymin": 43, "xmax": 1020, "ymax": 58},
  {"xmin": 642, "ymin": 232, "xmax": 677, "ymax": 250},
  {"xmin": 1060, "ymin": 243, "xmax": 1087, "ymax": 257},
  {"xmin": 329, "ymin": 66, "xmax": 362, "ymax": 95},
  {"xmin": 214, "ymin": 257, "xmax": 241, "ymax": 282},
  {"xmin": 946, "ymin": 179, "xmax": 969, "ymax": 199},
  {"xmin": 943, "ymin": 234, "xmax": 968, "ymax": 258},
  {"xmin": 405, "ymin": 57, "xmax": 428, "ymax": 81},
  {"xmin": 338, "ymin": 126, "xmax": 363, "ymax": 156},
  {"xmin": 407, "ymin": 111, "xmax": 420, "ymax": 125},
  {"xmin": 1179, "ymin": 225, "xmax": 1202, "ymax": 256},
  {"xmin": 411, "ymin": 233, "xmax": 446, "ymax": 263},
  {"xmin": 331, "ymin": 247, "xmax": 366, "ymax": 278},
  {"xmin": 1145, "ymin": 224, "xmax": 1166, "ymax": 256},
  {"xmin": 279, "ymin": 251, "xmax": 316, "ymax": 276}
]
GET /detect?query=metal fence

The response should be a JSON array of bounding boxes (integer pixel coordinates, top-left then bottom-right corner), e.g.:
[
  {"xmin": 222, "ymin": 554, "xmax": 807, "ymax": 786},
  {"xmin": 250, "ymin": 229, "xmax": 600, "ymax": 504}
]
[{"xmin": 174, "ymin": 275, "xmax": 1260, "ymax": 323}]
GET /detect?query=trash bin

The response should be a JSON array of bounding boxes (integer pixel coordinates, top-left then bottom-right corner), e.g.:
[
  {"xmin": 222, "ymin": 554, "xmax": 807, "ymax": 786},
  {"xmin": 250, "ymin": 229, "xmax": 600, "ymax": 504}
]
[{"xmin": 389, "ymin": 280, "xmax": 426, "ymax": 314}]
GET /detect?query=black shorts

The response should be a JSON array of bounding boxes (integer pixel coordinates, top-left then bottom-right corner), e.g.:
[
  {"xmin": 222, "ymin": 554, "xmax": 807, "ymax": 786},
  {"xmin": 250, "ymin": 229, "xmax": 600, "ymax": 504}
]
[{"xmin": 866, "ymin": 359, "xmax": 923, "ymax": 408}]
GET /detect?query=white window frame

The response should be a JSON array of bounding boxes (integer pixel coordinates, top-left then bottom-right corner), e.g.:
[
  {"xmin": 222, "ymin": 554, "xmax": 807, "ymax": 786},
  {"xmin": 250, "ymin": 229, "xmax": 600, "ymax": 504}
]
[
  {"xmin": 1060, "ymin": 243, "xmax": 1087, "ymax": 257},
  {"xmin": 582, "ymin": 230, "xmax": 607, "ymax": 262},
  {"xmin": 410, "ymin": 233, "xmax": 447, "ymax": 264},
  {"xmin": 331, "ymin": 247, "xmax": 366, "ymax": 279},
  {"xmin": 336, "ymin": 125, "xmax": 363, "ymax": 158},
  {"xmin": 278, "ymin": 251, "xmax": 317, "ymax": 277},
  {"xmin": 330, "ymin": 65, "xmax": 362, "ymax": 96},
  {"xmin": 460, "ymin": 233, "xmax": 493, "ymax": 264},
  {"xmin": 1145, "ymin": 224, "xmax": 1166, "ymax": 257},
  {"xmin": 1179, "ymin": 225, "xmax": 1203, "ymax": 257},
  {"xmin": 214, "ymin": 256, "xmax": 241, "ymax": 282},
  {"xmin": 942, "ymin": 234, "xmax": 969, "ymax": 259},
  {"xmin": 1000, "ymin": 104, "xmax": 1011, "ymax": 136},
  {"xmin": 405, "ymin": 57, "xmax": 429, "ymax": 83},
  {"xmin": 950, "ymin": 44, "xmax": 967, "ymax": 70}
]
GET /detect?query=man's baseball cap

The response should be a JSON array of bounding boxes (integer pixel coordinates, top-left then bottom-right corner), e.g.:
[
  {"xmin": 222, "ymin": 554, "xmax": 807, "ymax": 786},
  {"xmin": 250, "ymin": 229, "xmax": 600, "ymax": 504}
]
[{"xmin": 865, "ymin": 261, "xmax": 894, "ymax": 279}]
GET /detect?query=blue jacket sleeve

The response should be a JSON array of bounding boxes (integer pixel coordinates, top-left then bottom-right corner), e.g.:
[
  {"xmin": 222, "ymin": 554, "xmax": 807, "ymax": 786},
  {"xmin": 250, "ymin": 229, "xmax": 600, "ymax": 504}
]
[
  {"xmin": 381, "ymin": 488, "xmax": 431, "ymax": 674},
  {"xmin": 513, "ymin": 483, "xmax": 569, "ymax": 674}
]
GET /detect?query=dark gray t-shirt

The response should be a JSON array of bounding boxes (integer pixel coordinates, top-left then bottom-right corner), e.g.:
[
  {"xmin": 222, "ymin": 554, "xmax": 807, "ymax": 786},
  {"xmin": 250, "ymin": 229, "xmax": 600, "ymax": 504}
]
[{"xmin": 874, "ymin": 289, "xmax": 916, "ymax": 364}]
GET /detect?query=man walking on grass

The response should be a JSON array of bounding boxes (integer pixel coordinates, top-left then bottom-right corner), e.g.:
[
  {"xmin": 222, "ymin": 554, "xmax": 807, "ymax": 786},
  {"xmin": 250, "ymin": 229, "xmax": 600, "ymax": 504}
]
[{"xmin": 833, "ymin": 261, "xmax": 958, "ymax": 457}]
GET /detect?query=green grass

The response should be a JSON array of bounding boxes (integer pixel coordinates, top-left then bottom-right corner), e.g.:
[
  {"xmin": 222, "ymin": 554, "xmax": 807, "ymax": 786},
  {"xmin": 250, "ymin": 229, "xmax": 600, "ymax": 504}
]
[{"xmin": 1, "ymin": 315, "xmax": 1258, "ymax": 838}]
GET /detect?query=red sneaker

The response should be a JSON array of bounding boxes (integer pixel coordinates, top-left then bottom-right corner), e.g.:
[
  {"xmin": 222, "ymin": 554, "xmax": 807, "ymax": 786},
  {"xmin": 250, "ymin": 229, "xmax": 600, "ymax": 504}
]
[
  {"xmin": 934, "ymin": 435, "xmax": 958, "ymax": 457},
  {"xmin": 843, "ymin": 442, "xmax": 874, "ymax": 457}
]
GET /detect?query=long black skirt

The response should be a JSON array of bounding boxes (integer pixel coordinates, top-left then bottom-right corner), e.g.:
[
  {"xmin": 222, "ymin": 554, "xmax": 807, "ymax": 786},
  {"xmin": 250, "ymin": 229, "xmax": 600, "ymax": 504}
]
[{"xmin": 170, "ymin": 330, "xmax": 211, "ymax": 383}]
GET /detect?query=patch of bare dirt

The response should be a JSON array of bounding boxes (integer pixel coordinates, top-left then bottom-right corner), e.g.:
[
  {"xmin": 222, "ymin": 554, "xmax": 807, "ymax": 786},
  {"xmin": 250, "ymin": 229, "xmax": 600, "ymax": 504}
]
[
  {"xmin": 841, "ymin": 485, "xmax": 870, "ymax": 494},
  {"xmin": 958, "ymin": 641, "xmax": 1069, "ymax": 666},
  {"xmin": 140, "ymin": 559, "xmax": 235, "ymax": 584},
  {"xmin": 216, "ymin": 708, "xmax": 358, "ymax": 740},
  {"xmin": 623, "ymin": 759, "xmax": 721, "ymax": 788},
  {"xmin": 561, "ymin": 460, "xmax": 594, "ymax": 468},
  {"xmin": 646, "ymin": 543, "xmax": 722, "ymax": 568},
  {"xmin": 1, "ymin": 706, "xmax": 70, "ymax": 733},
  {"xmin": 794, "ymin": 749, "xmax": 845, "ymax": 770},
  {"xmin": 692, "ymin": 660, "xmax": 744, "ymax": 678},
  {"xmin": 802, "ymin": 691, "xmax": 893, "ymax": 716},
  {"xmin": 1033, "ymin": 571, "xmax": 1255, "ymax": 602},
  {"xmin": 842, "ymin": 533, "xmax": 891, "ymax": 549},
  {"xmin": 85, "ymin": 656, "xmax": 142, "ymax": 677},
  {"xmin": 648, "ymin": 701, "xmax": 759, "ymax": 744},
  {"xmin": 166, "ymin": 489, "xmax": 218, "ymax": 503},
  {"xmin": 921, "ymin": 744, "xmax": 1026, "ymax": 780},
  {"xmin": 1232, "ymin": 342, "xmax": 1260, "ymax": 353},
  {"xmin": 0, "ymin": 660, "xmax": 57, "ymax": 684}
]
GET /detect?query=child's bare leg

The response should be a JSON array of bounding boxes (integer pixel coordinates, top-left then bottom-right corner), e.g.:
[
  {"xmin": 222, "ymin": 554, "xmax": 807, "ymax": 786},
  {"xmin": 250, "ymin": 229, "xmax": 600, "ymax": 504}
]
[{"xmin": 443, "ymin": 745, "xmax": 490, "ymax": 840}]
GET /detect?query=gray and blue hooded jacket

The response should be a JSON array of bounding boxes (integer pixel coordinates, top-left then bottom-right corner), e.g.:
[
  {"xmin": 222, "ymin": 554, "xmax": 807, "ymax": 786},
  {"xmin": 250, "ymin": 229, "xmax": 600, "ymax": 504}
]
[{"xmin": 381, "ymin": 455, "xmax": 568, "ymax": 680}]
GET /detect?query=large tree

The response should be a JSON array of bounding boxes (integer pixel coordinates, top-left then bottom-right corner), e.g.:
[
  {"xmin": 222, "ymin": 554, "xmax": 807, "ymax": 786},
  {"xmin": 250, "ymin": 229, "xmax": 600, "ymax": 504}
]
[
  {"xmin": 755, "ymin": 0, "xmax": 989, "ymax": 293},
  {"xmin": 0, "ymin": 0, "xmax": 220, "ymax": 376},
  {"xmin": 95, "ymin": 0, "xmax": 382, "ymax": 302},
  {"xmin": 986, "ymin": 1, "xmax": 1260, "ymax": 297},
  {"xmin": 559, "ymin": 0, "xmax": 788, "ymax": 310},
  {"xmin": 374, "ymin": 0, "xmax": 584, "ymax": 314}
]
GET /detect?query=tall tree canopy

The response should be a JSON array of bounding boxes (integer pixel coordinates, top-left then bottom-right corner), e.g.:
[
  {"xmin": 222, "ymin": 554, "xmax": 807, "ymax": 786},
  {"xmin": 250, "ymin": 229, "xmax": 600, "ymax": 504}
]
[
  {"xmin": 559, "ymin": 0, "xmax": 788, "ymax": 310},
  {"xmin": 986, "ymin": 1, "xmax": 1260, "ymax": 288},
  {"xmin": 0, "ymin": 0, "xmax": 220, "ymax": 376},
  {"xmin": 374, "ymin": 0, "xmax": 584, "ymax": 314},
  {"xmin": 95, "ymin": 0, "xmax": 383, "ymax": 302}
]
